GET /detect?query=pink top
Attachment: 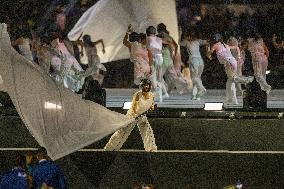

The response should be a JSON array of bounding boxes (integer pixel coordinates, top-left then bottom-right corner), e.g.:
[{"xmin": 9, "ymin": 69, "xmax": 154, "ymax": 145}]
[
  {"xmin": 130, "ymin": 42, "xmax": 149, "ymax": 63},
  {"xmin": 248, "ymin": 39, "xmax": 266, "ymax": 56}
]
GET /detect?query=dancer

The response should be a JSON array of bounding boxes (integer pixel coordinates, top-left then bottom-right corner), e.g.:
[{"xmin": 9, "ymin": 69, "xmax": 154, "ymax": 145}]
[
  {"xmin": 208, "ymin": 34, "xmax": 254, "ymax": 105},
  {"xmin": 227, "ymin": 36, "xmax": 243, "ymax": 95},
  {"xmin": 180, "ymin": 30, "xmax": 208, "ymax": 100},
  {"xmin": 157, "ymin": 23, "xmax": 188, "ymax": 95},
  {"xmin": 248, "ymin": 32, "xmax": 271, "ymax": 94},
  {"xmin": 51, "ymin": 33, "xmax": 83, "ymax": 92},
  {"xmin": 104, "ymin": 78, "xmax": 157, "ymax": 152},
  {"xmin": 81, "ymin": 34, "xmax": 106, "ymax": 85},
  {"xmin": 123, "ymin": 24, "xmax": 151, "ymax": 85},
  {"xmin": 12, "ymin": 28, "xmax": 33, "ymax": 62},
  {"xmin": 146, "ymin": 26, "xmax": 169, "ymax": 102}
]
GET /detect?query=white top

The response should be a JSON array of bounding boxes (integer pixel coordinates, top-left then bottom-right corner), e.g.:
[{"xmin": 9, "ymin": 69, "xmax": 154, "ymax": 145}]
[
  {"xmin": 147, "ymin": 36, "xmax": 162, "ymax": 55},
  {"xmin": 127, "ymin": 91, "xmax": 154, "ymax": 117},
  {"xmin": 180, "ymin": 40, "xmax": 207, "ymax": 58}
]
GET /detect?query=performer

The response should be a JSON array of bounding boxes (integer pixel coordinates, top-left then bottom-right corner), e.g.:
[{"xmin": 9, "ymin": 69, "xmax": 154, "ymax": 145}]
[
  {"xmin": 51, "ymin": 33, "xmax": 84, "ymax": 92},
  {"xmin": 146, "ymin": 26, "xmax": 169, "ymax": 102},
  {"xmin": 227, "ymin": 36, "xmax": 244, "ymax": 96},
  {"xmin": 208, "ymin": 34, "xmax": 254, "ymax": 104},
  {"xmin": 123, "ymin": 24, "xmax": 151, "ymax": 85},
  {"xmin": 12, "ymin": 29, "xmax": 33, "ymax": 62},
  {"xmin": 157, "ymin": 23, "xmax": 189, "ymax": 95},
  {"xmin": 180, "ymin": 31, "xmax": 208, "ymax": 100},
  {"xmin": 81, "ymin": 34, "xmax": 106, "ymax": 85},
  {"xmin": 248, "ymin": 33, "xmax": 271, "ymax": 94},
  {"xmin": 104, "ymin": 78, "xmax": 157, "ymax": 152}
]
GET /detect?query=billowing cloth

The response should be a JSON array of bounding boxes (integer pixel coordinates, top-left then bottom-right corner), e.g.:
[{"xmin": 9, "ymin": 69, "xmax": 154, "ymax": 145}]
[
  {"xmin": 68, "ymin": 0, "xmax": 179, "ymax": 63},
  {"xmin": 0, "ymin": 23, "xmax": 134, "ymax": 160}
]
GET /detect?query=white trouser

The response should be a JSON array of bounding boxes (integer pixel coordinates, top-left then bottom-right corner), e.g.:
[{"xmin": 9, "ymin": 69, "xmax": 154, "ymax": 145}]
[
  {"xmin": 104, "ymin": 115, "xmax": 157, "ymax": 152},
  {"xmin": 190, "ymin": 57, "xmax": 206, "ymax": 97}
]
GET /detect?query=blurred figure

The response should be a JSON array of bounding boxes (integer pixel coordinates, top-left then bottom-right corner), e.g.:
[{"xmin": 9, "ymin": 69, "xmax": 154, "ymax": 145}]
[
  {"xmin": 0, "ymin": 155, "xmax": 29, "ymax": 189},
  {"xmin": 208, "ymin": 33, "xmax": 254, "ymax": 104},
  {"xmin": 32, "ymin": 147, "xmax": 66, "ymax": 189},
  {"xmin": 146, "ymin": 26, "xmax": 169, "ymax": 102},
  {"xmin": 227, "ymin": 36, "xmax": 243, "ymax": 95},
  {"xmin": 180, "ymin": 30, "xmax": 208, "ymax": 100},
  {"xmin": 157, "ymin": 23, "xmax": 188, "ymax": 95},
  {"xmin": 12, "ymin": 28, "xmax": 33, "ymax": 62},
  {"xmin": 104, "ymin": 79, "xmax": 157, "ymax": 152},
  {"xmin": 51, "ymin": 33, "xmax": 83, "ymax": 92},
  {"xmin": 123, "ymin": 24, "xmax": 151, "ymax": 85},
  {"xmin": 248, "ymin": 32, "xmax": 271, "ymax": 94},
  {"xmin": 82, "ymin": 75, "xmax": 106, "ymax": 106},
  {"xmin": 81, "ymin": 34, "xmax": 106, "ymax": 85}
]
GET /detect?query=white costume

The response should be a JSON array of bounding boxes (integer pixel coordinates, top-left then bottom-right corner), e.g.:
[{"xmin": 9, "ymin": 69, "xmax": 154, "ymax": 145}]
[
  {"xmin": 18, "ymin": 38, "xmax": 33, "ymax": 62},
  {"xmin": 215, "ymin": 42, "xmax": 253, "ymax": 104},
  {"xmin": 104, "ymin": 91, "xmax": 157, "ymax": 152},
  {"xmin": 180, "ymin": 39, "xmax": 207, "ymax": 99},
  {"xmin": 147, "ymin": 36, "xmax": 169, "ymax": 102},
  {"xmin": 248, "ymin": 38, "xmax": 271, "ymax": 94},
  {"xmin": 227, "ymin": 37, "xmax": 243, "ymax": 95}
]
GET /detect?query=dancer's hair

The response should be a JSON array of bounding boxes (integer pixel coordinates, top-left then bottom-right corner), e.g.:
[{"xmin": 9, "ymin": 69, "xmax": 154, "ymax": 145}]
[
  {"xmin": 146, "ymin": 26, "xmax": 156, "ymax": 36},
  {"xmin": 128, "ymin": 32, "xmax": 140, "ymax": 42},
  {"xmin": 157, "ymin": 23, "xmax": 168, "ymax": 34},
  {"xmin": 140, "ymin": 78, "xmax": 152, "ymax": 87},
  {"xmin": 139, "ymin": 33, "xmax": 146, "ymax": 42},
  {"xmin": 83, "ymin": 35, "xmax": 94, "ymax": 47}
]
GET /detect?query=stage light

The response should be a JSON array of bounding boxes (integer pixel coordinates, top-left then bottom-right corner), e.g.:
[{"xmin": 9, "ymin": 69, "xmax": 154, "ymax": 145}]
[
  {"xmin": 266, "ymin": 70, "xmax": 270, "ymax": 74},
  {"xmin": 123, "ymin": 102, "xmax": 132, "ymax": 110},
  {"xmin": 278, "ymin": 112, "xmax": 283, "ymax": 119},
  {"xmin": 44, "ymin": 102, "xmax": 62, "ymax": 110},
  {"xmin": 204, "ymin": 102, "xmax": 223, "ymax": 111},
  {"xmin": 180, "ymin": 112, "xmax": 186, "ymax": 117}
]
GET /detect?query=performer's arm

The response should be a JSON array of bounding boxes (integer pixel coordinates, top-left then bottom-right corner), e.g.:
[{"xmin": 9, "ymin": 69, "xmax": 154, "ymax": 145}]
[
  {"xmin": 263, "ymin": 42, "xmax": 269, "ymax": 58},
  {"xmin": 207, "ymin": 44, "xmax": 216, "ymax": 60},
  {"xmin": 123, "ymin": 32, "xmax": 131, "ymax": 50},
  {"xmin": 94, "ymin": 39, "xmax": 105, "ymax": 54}
]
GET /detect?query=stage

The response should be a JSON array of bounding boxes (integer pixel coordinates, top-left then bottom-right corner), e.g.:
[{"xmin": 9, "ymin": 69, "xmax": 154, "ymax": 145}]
[{"xmin": 105, "ymin": 88, "xmax": 284, "ymax": 109}]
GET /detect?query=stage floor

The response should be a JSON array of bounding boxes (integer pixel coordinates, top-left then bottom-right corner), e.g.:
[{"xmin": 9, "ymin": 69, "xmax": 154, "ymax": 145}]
[{"xmin": 105, "ymin": 88, "xmax": 284, "ymax": 109}]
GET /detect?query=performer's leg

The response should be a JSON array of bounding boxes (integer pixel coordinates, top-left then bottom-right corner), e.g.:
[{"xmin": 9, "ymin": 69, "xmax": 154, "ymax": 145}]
[
  {"xmin": 236, "ymin": 63, "xmax": 243, "ymax": 95},
  {"xmin": 104, "ymin": 122, "xmax": 136, "ymax": 151},
  {"xmin": 225, "ymin": 63, "xmax": 238, "ymax": 104},
  {"xmin": 253, "ymin": 59, "xmax": 271, "ymax": 94},
  {"xmin": 137, "ymin": 115, "xmax": 157, "ymax": 152},
  {"xmin": 195, "ymin": 58, "xmax": 206, "ymax": 98}
]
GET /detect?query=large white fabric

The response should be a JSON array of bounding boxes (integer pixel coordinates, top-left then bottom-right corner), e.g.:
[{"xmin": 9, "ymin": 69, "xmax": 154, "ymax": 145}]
[
  {"xmin": 68, "ymin": 0, "xmax": 179, "ymax": 63},
  {"xmin": 0, "ymin": 23, "xmax": 134, "ymax": 160}
]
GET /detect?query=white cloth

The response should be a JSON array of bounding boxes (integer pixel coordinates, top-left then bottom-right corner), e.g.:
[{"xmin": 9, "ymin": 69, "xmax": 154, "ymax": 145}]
[
  {"xmin": 68, "ymin": 0, "xmax": 179, "ymax": 63},
  {"xmin": 0, "ymin": 23, "xmax": 134, "ymax": 160}
]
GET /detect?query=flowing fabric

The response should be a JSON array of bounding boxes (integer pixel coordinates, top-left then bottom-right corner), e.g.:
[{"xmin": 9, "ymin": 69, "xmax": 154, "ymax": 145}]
[
  {"xmin": 0, "ymin": 23, "xmax": 134, "ymax": 160},
  {"xmin": 68, "ymin": 0, "xmax": 179, "ymax": 63}
]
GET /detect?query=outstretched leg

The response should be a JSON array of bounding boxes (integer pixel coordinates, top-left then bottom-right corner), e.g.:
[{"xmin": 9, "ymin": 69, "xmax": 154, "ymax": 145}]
[
  {"xmin": 104, "ymin": 122, "xmax": 136, "ymax": 151},
  {"xmin": 137, "ymin": 115, "xmax": 157, "ymax": 152}
]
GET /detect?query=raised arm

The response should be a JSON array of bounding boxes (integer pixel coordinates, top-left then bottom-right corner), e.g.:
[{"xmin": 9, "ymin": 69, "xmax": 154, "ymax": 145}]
[
  {"xmin": 94, "ymin": 39, "xmax": 106, "ymax": 53},
  {"xmin": 123, "ymin": 32, "xmax": 131, "ymax": 51}
]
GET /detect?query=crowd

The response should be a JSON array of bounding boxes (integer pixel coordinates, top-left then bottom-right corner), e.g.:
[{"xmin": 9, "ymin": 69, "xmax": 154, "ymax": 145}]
[{"xmin": 0, "ymin": 148, "xmax": 66, "ymax": 189}]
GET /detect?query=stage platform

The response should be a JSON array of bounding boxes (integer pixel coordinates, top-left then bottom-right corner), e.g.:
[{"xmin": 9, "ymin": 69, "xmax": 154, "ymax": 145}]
[
  {"xmin": 1, "ymin": 115, "xmax": 284, "ymax": 188},
  {"xmin": 105, "ymin": 88, "xmax": 284, "ymax": 109}
]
